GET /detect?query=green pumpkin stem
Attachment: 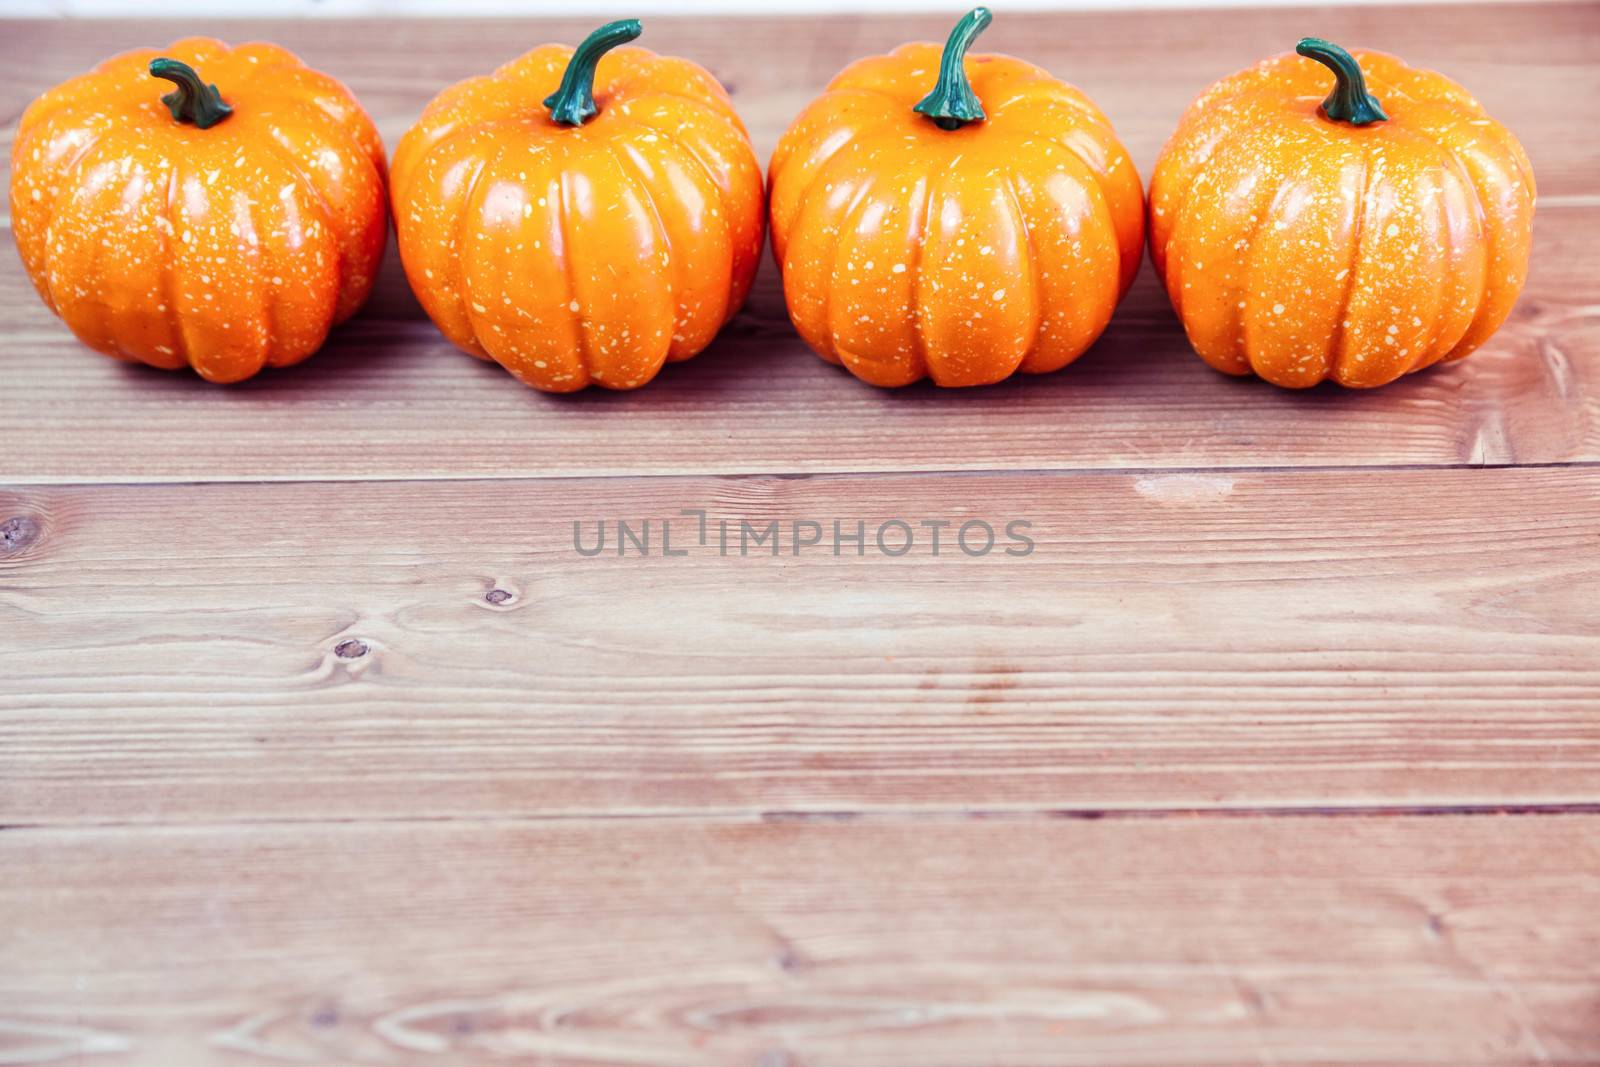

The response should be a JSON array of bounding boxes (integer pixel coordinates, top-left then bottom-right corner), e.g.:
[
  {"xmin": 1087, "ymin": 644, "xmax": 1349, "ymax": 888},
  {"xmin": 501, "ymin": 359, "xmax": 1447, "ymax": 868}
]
[
  {"xmin": 1296, "ymin": 37, "xmax": 1388, "ymax": 126},
  {"xmin": 913, "ymin": 7, "xmax": 993, "ymax": 131},
  {"xmin": 149, "ymin": 58, "xmax": 232, "ymax": 129},
  {"xmin": 544, "ymin": 19, "xmax": 643, "ymax": 127}
]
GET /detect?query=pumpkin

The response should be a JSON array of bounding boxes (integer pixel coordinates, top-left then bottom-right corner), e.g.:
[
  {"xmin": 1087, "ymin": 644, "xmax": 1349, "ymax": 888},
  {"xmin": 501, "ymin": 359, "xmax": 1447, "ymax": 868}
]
[
  {"xmin": 767, "ymin": 7, "xmax": 1143, "ymax": 388},
  {"xmin": 10, "ymin": 38, "xmax": 387, "ymax": 383},
  {"xmin": 390, "ymin": 20, "xmax": 764, "ymax": 392},
  {"xmin": 1149, "ymin": 38, "xmax": 1535, "ymax": 389}
]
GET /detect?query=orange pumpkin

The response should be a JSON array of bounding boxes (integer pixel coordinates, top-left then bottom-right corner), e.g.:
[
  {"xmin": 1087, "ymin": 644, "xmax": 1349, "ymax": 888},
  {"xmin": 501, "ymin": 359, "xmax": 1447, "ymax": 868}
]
[
  {"xmin": 1150, "ymin": 39, "xmax": 1535, "ymax": 389},
  {"xmin": 390, "ymin": 20, "xmax": 764, "ymax": 392},
  {"xmin": 10, "ymin": 38, "xmax": 387, "ymax": 383},
  {"xmin": 768, "ymin": 7, "xmax": 1143, "ymax": 388}
]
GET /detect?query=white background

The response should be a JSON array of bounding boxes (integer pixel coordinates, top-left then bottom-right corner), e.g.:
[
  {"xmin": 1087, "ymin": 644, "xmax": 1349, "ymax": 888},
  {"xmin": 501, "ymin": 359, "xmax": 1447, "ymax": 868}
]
[{"xmin": 0, "ymin": 0, "xmax": 1553, "ymax": 14}]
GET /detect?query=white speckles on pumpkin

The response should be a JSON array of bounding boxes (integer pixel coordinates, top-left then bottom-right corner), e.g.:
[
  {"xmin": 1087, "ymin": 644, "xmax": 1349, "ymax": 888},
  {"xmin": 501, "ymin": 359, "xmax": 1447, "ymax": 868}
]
[
  {"xmin": 389, "ymin": 42, "xmax": 761, "ymax": 391},
  {"xmin": 1148, "ymin": 42, "xmax": 1534, "ymax": 389},
  {"xmin": 10, "ymin": 40, "xmax": 386, "ymax": 379},
  {"xmin": 766, "ymin": 47, "xmax": 1138, "ymax": 388}
]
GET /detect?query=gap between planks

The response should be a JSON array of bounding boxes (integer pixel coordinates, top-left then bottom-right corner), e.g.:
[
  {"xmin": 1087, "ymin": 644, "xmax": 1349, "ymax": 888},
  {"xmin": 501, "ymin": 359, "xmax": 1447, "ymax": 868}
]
[
  {"xmin": 6, "ymin": 458, "xmax": 1600, "ymax": 491},
  {"xmin": 8, "ymin": 800, "xmax": 1600, "ymax": 836}
]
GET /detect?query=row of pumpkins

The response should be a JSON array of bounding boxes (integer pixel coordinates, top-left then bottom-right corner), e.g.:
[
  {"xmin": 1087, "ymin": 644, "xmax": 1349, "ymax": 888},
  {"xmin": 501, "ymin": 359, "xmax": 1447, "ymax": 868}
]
[{"xmin": 10, "ymin": 9, "xmax": 1534, "ymax": 392}]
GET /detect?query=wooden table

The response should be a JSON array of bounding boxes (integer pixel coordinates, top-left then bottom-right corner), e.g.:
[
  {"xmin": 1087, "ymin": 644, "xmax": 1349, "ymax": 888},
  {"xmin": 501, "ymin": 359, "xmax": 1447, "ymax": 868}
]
[{"xmin": 3, "ymin": 7, "xmax": 1598, "ymax": 1063}]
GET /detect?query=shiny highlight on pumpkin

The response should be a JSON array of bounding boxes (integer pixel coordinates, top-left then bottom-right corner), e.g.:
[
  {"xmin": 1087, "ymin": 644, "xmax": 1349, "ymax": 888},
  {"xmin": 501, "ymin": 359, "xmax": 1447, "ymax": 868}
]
[
  {"xmin": 390, "ymin": 19, "xmax": 766, "ymax": 391},
  {"xmin": 769, "ymin": 8, "xmax": 1145, "ymax": 388},
  {"xmin": 1149, "ymin": 40, "xmax": 1535, "ymax": 388},
  {"xmin": 10, "ymin": 38, "xmax": 389, "ymax": 382}
]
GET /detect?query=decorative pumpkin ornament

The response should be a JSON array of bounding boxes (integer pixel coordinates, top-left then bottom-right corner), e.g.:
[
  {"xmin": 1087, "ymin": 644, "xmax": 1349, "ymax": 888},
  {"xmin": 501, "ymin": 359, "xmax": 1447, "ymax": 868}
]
[
  {"xmin": 768, "ymin": 7, "xmax": 1143, "ymax": 388},
  {"xmin": 1150, "ymin": 38, "xmax": 1535, "ymax": 389},
  {"xmin": 10, "ymin": 38, "xmax": 387, "ymax": 383},
  {"xmin": 391, "ymin": 20, "xmax": 764, "ymax": 392}
]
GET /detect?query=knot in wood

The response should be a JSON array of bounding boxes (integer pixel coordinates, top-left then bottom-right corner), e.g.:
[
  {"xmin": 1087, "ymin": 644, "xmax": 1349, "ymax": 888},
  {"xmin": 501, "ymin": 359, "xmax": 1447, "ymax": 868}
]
[
  {"xmin": 0, "ymin": 515, "xmax": 40, "ymax": 555},
  {"xmin": 334, "ymin": 638, "xmax": 370, "ymax": 660}
]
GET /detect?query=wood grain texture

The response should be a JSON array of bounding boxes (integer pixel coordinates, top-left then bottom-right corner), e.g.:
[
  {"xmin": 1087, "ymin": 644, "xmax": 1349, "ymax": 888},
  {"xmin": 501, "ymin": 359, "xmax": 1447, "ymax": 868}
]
[
  {"xmin": 4, "ymin": 12, "xmax": 1600, "ymax": 1062},
  {"xmin": 4, "ymin": 467, "xmax": 1597, "ymax": 825},
  {"xmin": 3, "ymin": 6, "xmax": 1595, "ymax": 190},
  {"xmin": 1, "ymin": 6, "xmax": 1597, "ymax": 483},
  {"xmin": 4, "ymin": 814, "xmax": 1599, "ymax": 1066}
]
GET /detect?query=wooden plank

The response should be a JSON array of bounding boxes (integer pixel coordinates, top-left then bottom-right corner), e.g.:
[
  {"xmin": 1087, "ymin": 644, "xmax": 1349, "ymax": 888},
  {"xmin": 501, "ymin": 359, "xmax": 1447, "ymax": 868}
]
[
  {"xmin": 3, "ymin": 814, "xmax": 1598, "ymax": 1065},
  {"xmin": 4, "ymin": 467, "xmax": 1597, "ymax": 825},
  {"xmin": 3, "ymin": 6, "xmax": 1596, "ymax": 193},
  {"xmin": 1, "ymin": 8, "xmax": 1597, "ymax": 484},
  {"xmin": 0, "ymin": 207, "xmax": 1593, "ymax": 483}
]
